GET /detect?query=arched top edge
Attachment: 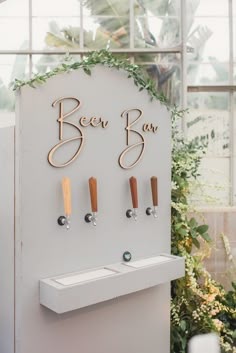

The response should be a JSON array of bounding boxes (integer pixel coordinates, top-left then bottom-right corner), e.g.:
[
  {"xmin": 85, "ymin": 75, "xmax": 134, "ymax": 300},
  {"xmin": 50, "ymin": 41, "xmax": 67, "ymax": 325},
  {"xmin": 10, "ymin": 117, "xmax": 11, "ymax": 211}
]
[{"xmin": 12, "ymin": 49, "xmax": 171, "ymax": 109}]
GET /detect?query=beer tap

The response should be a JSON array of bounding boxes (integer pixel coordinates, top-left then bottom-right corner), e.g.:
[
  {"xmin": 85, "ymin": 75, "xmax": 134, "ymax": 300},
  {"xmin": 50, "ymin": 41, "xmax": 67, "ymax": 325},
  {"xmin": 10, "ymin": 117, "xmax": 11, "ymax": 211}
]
[
  {"xmin": 146, "ymin": 176, "xmax": 158, "ymax": 218},
  {"xmin": 85, "ymin": 177, "xmax": 98, "ymax": 226},
  {"xmin": 126, "ymin": 176, "xmax": 138, "ymax": 221},
  {"xmin": 58, "ymin": 177, "xmax": 71, "ymax": 230}
]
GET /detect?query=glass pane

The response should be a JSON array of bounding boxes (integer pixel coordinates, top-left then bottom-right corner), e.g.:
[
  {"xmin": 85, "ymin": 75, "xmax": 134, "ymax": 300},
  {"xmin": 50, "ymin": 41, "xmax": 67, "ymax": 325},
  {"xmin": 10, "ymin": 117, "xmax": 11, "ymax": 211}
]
[
  {"xmin": 188, "ymin": 18, "xmax": 229, "ymax": 62},
  {"xmin": 234, "ymin": 63, "xmax": 236, "ymax": 84},
  {"xmin": 134, "ymin": 16, "xmax": 180, "ymax": 48},
  {"xmin": 0, "ymin": 0, "xmax": 28, "ymax": 17},
  {"xmin": 187, "ymin": 92, "xmax": 230, "ymax": 157},
  {"xmin": 32, "ymin": 54, "xmax": 81, "ymax": 75},
  {"xmin": 0, "ymin": 18, "xmax": 29, "ymax": 50},
  {"xmin": 187, "ymin": 62, "xmax": 230, "ymax": 85},
  {"xmin": 234, "ymin": 18, "xmax": 236, "ymax": 62},
  {"xmin": 191, "ymin": 0, "xmax": 229, "ymax": 17},
  {"xmin": 32, "ymin": 17, "xmax": 81, "ymax": 50},
  {"xmin": 83, "ymin": 16, "xmax": 130, "ymax": 49},
  {"xmin": 84, "ymin": 0, "xmax": 129, "ymax": 16},
  {"xmin": 134, "ymin": 53, "xmax": 181, "ymax": 106},
  {"xmin": 232, "ymin": 0, "xmax": 236, "ymax": 16},
  {"xmin": 134, "ymin": 0, "xmax": 181, "ymax": 17},
  {"xmin": 189, "ymin": 157, "xmax": 230, "ymax": 206},
  {"xmin": 0, "ymin": 55, "xmax": 29, "ymax": 112},
  {"xmin": 32, "ymin": 0, "xmax": 80, "ymax": 17}
]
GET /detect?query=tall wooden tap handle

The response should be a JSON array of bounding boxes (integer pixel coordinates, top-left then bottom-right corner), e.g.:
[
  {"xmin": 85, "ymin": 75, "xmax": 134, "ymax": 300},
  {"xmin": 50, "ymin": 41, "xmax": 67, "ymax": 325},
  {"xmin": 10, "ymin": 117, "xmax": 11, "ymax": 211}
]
[
  {"xmin": 151, "ymin": 176, "xmax": 158, "ymax": 206},
  {"xmin": 129, "ymin": 176, "xmax": 138, "ymax": 209},
  {"xmin": 89, "ymin": 177, "xmax": 98, "ymax": 212},
  {"xmin": 62, "ymin": 177, "xmax": 71, "ymax": 216}
]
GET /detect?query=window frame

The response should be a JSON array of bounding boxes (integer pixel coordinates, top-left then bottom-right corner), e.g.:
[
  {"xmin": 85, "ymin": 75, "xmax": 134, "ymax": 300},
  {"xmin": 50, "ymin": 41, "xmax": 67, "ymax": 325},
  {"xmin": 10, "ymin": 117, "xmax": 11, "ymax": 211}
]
[{"xmin": 0, "ymin": 0, "xmax": 235, "ymax": 205}]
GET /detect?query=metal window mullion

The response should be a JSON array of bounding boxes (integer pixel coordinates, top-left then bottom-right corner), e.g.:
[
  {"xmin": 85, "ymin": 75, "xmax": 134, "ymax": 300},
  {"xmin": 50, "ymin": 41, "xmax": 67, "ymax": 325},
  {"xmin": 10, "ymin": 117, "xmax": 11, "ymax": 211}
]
[
  {"xmin": 188, "ymin": 86, "xmax": 236, "ymax": 92},
  {"xmin": 229, "ymin": 91, "xmax": 235, "ymax": 205},
  {"xmin": 29, "ymin": 0, "xmax": 33, "ymax": 78},
  {"xmin": 80, "ymin": 0, "xmax": 84, "ymax": 50},
  {"xmin": 181, "ymin": 0, "xmax": 187, "ymax": 135},
  {"xmin": 229, "ymin": 0, "xmax": 235, "ymax": 205},
  {"xmin": 129, "ymin": 0, "xmax": 134, "ymax": 49},
  {"xmin": 0, "ymin": 48, "xmax": 182, "ymax": 55}
]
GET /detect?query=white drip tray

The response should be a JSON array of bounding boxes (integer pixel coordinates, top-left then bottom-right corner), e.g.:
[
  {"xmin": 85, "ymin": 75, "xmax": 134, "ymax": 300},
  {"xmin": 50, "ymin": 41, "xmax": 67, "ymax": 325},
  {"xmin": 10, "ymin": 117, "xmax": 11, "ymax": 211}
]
[
  {"xmin": 123, "ymin": 255, "xmax": 172, "ymax": 268},
  {"xmin": 54, "ymin": 268, "xmax": 117, "ymax": 286},
  {"xmin": 40, "ymin": 254, "xmax": 184, "ymax": 314}
]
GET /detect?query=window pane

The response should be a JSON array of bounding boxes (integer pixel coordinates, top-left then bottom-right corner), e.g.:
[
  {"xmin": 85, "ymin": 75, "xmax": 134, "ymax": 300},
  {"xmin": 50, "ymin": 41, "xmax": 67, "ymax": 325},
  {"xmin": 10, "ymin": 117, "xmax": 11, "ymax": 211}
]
[
  {"xmin": 187, "ymin": 92, "xmax": 230, "ymax": 157},
  {"xmin": 32, "ymin": 0, "xmax": 80, "ymax": 17},
  {"xmin": 233, "ymin": 0, "xmax": 236, "ymax": 16},
  {"xmin": 234, "ymin": 93, "xmax": 236, "ymax": 205},
  {"xmin": 234, "ymin": 18, "xmax": 236, "ymax": 63},
  {"xmin": 191, "ymin": 0, "xmax": 228, "ymax": 17},
  {"xmin": 188, "ymin": 18, "xmax": 229, "ymax": 63},
  {"xmin": 134, "ymin": 0, "xmax": 180, "ymax": 17},
  {"xmin": 234, "ymin": 63, "xmax": 236, "ymax": 84},
  {"xmin": 83, "ymin": 16, "xmax": 130, "ymax": 49},
  {"xmin": 0, "ymin": 0, "xmax": 28, "ymax": 17},
  {"xmin": 0, "ymin": 18, "xmax": 29, "ymax": 50},
  {"xmin": 82, "ymin": 0, "xmax": 129, "ymax": 49},
  {"xmin": 32, "ymin": 18, "xmax": 81, "ymax": 50},
  {"xmin": 0, "ymin": 55, "xmax": 29, "ymax": 112},
  {"xmin": 187, "ymin": 62, "xmax": 230, "ymax": 85},
  {"xmin": 189, "ymin": 157, "xmax": 230, "ymax": 206},
  {"xmin": 84, "ymin": 0, "xmax": 129, "ymax": 16},
  {"xmin": 134, "ymin": 16, "xmax": 180, "ymax": 48},
  {"xmin": 134, "ymin": 53, "xmax": 181, "ymax": 106},
  {"xmin": 32, "ymin": 54, "xmax": 81, "ymax": 75},
  {"xmin": 134, "ymin": 0, "xmax": 180, "ymax": 48}
]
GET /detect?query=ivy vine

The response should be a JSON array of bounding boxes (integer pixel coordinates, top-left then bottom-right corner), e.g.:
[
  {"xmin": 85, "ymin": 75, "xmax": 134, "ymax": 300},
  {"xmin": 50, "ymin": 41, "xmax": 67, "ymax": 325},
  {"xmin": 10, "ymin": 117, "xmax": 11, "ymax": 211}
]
[{"xmin": 12, "ymin": 49, "xmax": 167, "ymax": 105}]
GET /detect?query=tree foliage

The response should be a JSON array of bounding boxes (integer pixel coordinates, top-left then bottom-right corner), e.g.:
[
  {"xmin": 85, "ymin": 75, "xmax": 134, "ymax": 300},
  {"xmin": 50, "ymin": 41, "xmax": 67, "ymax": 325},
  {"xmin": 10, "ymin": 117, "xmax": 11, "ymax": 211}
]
[{"xmin": 171, "ymin": 110, "xmax": 236, "ymax": 353}]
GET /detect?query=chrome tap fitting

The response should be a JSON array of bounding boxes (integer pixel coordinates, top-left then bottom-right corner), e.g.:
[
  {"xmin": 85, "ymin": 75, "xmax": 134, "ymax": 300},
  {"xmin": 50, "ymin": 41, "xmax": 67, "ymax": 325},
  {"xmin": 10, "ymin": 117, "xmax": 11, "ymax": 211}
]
[{"xmin": 85, "ymin": 212, "xmax": 98, "ymax": 226}]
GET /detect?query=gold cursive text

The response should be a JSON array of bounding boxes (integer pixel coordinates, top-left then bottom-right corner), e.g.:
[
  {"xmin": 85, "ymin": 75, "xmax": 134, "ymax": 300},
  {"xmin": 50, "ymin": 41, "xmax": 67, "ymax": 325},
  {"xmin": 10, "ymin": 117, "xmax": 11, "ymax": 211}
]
[
  {"xmin": 48, "ymin": 97, "xmax": 85, "ymax": 168},
  {"xmin": 119, "ymin": 108, "xmax": 145, "ymax": 169}
]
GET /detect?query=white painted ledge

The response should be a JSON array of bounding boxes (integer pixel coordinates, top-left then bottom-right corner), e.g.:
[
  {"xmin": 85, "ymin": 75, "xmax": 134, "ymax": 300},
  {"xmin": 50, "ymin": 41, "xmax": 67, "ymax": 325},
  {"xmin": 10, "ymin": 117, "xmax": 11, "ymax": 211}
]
[{"xmin": 40, "ymin": 254, "xmax": 185, "ymax": 314}]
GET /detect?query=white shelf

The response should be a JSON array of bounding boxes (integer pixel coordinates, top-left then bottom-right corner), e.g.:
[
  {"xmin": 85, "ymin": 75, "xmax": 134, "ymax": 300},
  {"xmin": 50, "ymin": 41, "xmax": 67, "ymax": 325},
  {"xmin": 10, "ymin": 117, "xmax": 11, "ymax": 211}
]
[{"xmin": 40, "ymin": 254, "xmax": 185, "ymax": 314}]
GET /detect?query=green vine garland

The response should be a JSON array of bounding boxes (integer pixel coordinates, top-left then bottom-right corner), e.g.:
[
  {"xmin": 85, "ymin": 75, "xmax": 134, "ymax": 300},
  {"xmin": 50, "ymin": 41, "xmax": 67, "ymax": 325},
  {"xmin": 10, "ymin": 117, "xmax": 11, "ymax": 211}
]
[{"xmin": 12, "ymin": 49, "xmax": 167, "ymax": 105}]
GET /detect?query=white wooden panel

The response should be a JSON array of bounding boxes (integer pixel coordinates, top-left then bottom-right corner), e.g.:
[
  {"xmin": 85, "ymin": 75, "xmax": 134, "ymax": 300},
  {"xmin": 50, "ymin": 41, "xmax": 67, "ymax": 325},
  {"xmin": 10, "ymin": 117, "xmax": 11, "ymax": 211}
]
[
  {"xmin": 13, "ymin": 66, "xmax": 174, "ymax": 353},
  {"xmin": 0, "ymin": 126, "xmax": 14, "ymax": 353}
]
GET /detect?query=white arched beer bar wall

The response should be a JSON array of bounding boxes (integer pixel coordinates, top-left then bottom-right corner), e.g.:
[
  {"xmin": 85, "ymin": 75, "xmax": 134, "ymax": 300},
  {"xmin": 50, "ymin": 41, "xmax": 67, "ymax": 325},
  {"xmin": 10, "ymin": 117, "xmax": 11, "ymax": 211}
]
[{"xmin": 0, "ymin": 65, "xmax": 184, "ymax": 353}]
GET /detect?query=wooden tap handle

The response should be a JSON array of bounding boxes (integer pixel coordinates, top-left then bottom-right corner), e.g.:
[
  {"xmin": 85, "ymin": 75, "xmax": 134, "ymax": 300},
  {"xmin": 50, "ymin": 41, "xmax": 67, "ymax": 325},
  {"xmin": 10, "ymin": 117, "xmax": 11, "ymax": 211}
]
[
  {"xmin": 62, "ymin": 177, "xmax": 71, "ymax": 216},
  {"xmin": 129, "ymin": 176, "xmax": 138, "ymax": 209},
  {"xmin": 89, "ymin": 177, "xmax": 98, "ymax": 212},
  {"xmin": 151, "ymin": 176, "xmax": 158, "ymax": 206}
]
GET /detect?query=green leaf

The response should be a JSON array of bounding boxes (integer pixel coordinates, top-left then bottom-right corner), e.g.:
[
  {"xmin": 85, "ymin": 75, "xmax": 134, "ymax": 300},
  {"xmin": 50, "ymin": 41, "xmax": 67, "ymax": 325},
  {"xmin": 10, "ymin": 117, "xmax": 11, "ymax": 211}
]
[
  {"xmin": 189, "ymin": 217, "xmax": 197, "ymax": 228},
  {"xmin": 178, "ymin": 228, "xmax": 187, "ymax": 236},
  {"xmin": 192, "ymin": 238, "xmax": 200, "ymax": 249},
  {"xmin": 201, "ymin": 232, "xmax": 211, "ymax": 242},
  {"xmin": 196, "ymin": 224, "xmax": 209, "ymax": 234},
  {"xmin": 28, "ymin": 81, "xmax": 36, "ymax": 88},
  {"xmin": 83, "ymin": 66, "xmax": 92, "ymax": 76},
  {"xmin": 190, "ymin": 230, "xmax": 197, "ymax": 238},
  {"xmin": 175, "ymin": 223, "xmax": 182, "ymax": 230},
  {"xmin": 180, "ymin": 320, "xmax": 186, "ymax": 331}
]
